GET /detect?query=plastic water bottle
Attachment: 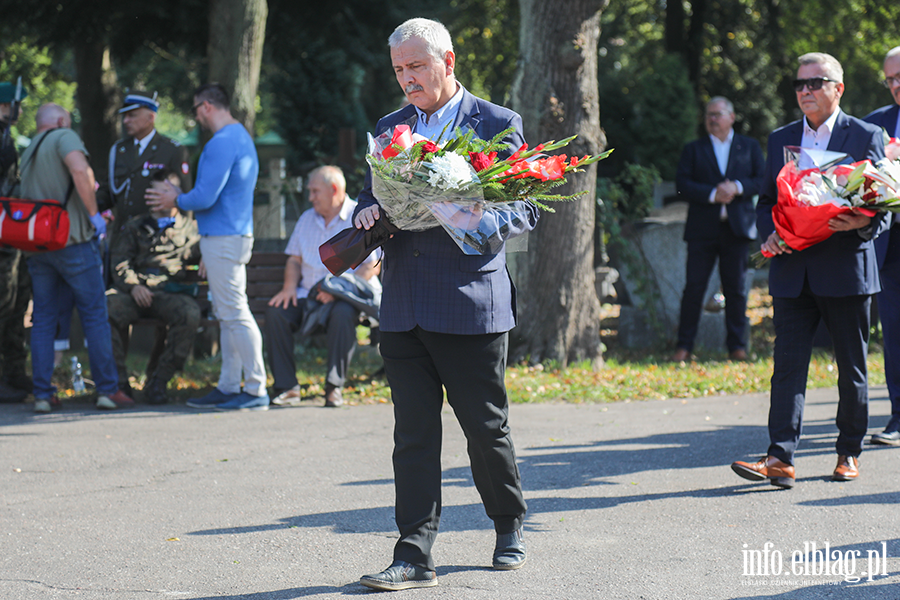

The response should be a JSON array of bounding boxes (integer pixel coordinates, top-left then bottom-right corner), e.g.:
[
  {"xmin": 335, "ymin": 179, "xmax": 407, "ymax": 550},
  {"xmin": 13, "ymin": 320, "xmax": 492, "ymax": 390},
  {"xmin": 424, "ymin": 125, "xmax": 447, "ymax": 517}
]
[{"xmin": 71, "ymin": 356, "xmax": 85, "ymax": 393}]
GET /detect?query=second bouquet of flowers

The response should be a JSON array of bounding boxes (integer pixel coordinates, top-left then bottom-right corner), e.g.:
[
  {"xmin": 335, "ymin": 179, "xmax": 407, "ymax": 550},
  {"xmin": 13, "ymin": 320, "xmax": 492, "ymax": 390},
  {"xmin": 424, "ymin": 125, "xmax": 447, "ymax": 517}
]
[{"xmin": 753, "ymin": 146, "xmax": 900, "ymax": 267}]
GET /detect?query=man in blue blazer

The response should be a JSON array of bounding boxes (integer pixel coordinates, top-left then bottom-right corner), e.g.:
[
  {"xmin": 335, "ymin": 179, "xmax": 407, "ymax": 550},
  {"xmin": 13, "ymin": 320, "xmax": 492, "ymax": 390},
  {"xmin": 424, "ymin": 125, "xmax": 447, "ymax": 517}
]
[
  {"xmin": 731, "ymin": 52, "xmax": 886, "ymax": 488},
  {"xmin": 354, "ymin": 18, "xmax": 537, "ymax": 591},
  {"xmin": 863, "ymin": 46, "xmax": 900, "ymax": 446},
  {"xmin": 672, "ymin": 97, "xmax": 764, "ymax": 362}
]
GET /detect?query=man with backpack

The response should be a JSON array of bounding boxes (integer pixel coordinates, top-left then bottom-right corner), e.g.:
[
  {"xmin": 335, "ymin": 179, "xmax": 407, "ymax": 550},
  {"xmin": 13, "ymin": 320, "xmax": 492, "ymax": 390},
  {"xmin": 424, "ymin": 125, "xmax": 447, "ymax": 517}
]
[{"xmin": 19, "ymin": 103, "xmax": 134, "ymax": 413}]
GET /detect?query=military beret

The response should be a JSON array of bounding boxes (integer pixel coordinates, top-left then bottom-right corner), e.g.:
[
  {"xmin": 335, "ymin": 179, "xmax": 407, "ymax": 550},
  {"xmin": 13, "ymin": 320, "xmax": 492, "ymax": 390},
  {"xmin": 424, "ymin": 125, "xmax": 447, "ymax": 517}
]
[{"xmin": 0, "ymin": 82, "xmax": 28, "ymax": 104}]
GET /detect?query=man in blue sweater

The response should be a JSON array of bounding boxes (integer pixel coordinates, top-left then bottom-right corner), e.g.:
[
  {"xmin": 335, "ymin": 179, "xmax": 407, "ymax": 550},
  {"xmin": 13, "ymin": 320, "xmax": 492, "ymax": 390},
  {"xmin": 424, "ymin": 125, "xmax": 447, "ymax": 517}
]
[{"xmin": 146, "ymin": 83, "xmax": 268, "ymax": 410}]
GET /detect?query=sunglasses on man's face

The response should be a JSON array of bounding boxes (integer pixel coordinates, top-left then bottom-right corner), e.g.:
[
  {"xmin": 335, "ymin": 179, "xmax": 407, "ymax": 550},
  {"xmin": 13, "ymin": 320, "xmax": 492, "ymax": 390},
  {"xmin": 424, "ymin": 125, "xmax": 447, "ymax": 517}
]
[
  {"xmin": 883, "ymin": 74, "xmax": 900, "ymax": 89},
  {"xmin": 792, "ymin": 77, "xmax": 838, "ymax": 92}
]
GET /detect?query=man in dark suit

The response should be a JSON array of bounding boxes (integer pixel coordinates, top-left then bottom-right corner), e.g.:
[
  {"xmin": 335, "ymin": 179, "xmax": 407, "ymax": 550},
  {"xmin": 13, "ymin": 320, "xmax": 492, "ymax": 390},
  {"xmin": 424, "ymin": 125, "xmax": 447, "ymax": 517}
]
[
  {"xmin": 672, "ymin": 97, "xmax": 765, "ymax": 362},
  {"xmin": 731, "ymin": 52, "xmax": 886, "ymax": 488},
  {"xmin": 864, "ymin": 46, "xmax": 900, "ymax": 446},
  {"xmin": 353, "ymin": 18, "xmax": 537, "ymax": 591}
]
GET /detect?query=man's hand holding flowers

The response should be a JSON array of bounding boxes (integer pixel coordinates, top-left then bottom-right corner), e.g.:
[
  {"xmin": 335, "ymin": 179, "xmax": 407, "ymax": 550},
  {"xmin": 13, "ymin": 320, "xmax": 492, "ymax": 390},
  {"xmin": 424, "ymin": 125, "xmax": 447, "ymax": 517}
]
[
  {"xmin": 762, "ymin": 231, "xmax": 792, "ymax": 257},
  {"xmin": 828, "ymin": 207, "xmax": 873, "ymax": 232},
  {"xmin": 355, "ymin": 204, "xmax": 381, "ymax": 231}
]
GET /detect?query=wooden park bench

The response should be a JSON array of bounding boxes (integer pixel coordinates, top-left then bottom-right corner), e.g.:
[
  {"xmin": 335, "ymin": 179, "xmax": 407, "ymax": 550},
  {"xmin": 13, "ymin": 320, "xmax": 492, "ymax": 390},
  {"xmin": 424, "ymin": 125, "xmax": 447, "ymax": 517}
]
[
  {"xmin": 134, "ymin": 251, "xmax": 379, "ymax": 372},
  {"xmin": 135, "ymin": 251, "xmax": 286, "ymax": 369}
]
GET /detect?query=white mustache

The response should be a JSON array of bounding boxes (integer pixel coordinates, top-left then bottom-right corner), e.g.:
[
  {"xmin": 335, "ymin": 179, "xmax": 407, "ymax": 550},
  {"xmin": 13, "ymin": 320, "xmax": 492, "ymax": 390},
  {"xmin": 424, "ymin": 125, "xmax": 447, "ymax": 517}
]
[{"xmin": 405, "ymin": 83, "xmax": 424, "ymax": 94}]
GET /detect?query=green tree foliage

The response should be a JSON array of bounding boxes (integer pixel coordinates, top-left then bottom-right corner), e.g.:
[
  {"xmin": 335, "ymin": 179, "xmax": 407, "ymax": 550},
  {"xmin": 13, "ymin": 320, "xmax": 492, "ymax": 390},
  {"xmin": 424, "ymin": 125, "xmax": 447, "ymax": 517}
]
[
  {"xmin": 263, "ymin": 0, "xmax": 421, "ymax": 171},
  {"xmin": 5, "ymin": 0, "xmax": 899, "ymax": 184},
  {"xmin": 781, "ymin": 0, "xmax": 900, "ymax": 118},
  {"xmin": 263, "ymin": 0, "xmax": 521, "ymax": 174},
  {"xmin": 0, "ymin": 33, "xmax": 77, "ymax": 142},
  {"xmin": 600, "ymin": 50, "xmax": 697, "ymax": 180},
  {"xmin": 600, "ymin": 0, "xmax": 900, "ymax": 184},
  {"xmin": 432, "ymin": 0, "xmax": 519, "ymax": 104},
  {"xmin": 691, "ymin": 0, "xmax": 781, "ymax": 141},
  {"xmin": 598, "ymin": 1, "xmax": 689, "ymax": 179}
]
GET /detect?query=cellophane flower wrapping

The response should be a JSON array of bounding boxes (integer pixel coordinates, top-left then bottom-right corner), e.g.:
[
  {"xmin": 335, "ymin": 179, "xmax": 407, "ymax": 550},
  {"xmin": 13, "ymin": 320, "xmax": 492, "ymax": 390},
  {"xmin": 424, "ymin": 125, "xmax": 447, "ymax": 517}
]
[
  {"xmin": 367, "ymin": 124, "xmax": 534, "ymax": 255},
  {"xmin": 754, "ymin": 146, "xmax": 900, "ymax": 265}
]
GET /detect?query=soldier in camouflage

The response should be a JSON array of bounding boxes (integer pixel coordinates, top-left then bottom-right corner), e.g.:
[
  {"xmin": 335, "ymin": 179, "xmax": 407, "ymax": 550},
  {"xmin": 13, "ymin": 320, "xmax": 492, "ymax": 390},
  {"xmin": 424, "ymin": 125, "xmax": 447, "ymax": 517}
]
[
  {"xmin": 0, "ymin": 81, "xmax": 31, "ymax": 402},
  {"xmin": 107, "ymin": 185, "xmax": 201, "ymax": 405}
]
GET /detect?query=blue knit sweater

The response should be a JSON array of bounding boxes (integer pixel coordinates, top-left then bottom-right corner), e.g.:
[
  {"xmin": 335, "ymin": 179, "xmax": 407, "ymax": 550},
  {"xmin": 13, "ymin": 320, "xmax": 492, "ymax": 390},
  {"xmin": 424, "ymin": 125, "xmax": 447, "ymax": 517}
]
[{"xmin": 177, "ymin": 123, "xmax": 259, "ymax": 236}]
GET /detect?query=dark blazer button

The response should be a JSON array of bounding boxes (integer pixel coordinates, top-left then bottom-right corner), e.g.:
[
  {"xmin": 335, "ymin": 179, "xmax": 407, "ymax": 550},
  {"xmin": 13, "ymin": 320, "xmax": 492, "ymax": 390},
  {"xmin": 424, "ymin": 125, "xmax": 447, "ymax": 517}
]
[{"xmin": 413, "ymin": 249, "xmax": 420, "ymax": 257}]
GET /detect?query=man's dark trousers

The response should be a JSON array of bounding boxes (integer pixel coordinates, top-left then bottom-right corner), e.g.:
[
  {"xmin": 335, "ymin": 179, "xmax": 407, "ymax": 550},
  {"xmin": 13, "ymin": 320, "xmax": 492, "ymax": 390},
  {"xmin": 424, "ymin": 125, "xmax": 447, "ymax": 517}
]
[
  {"xmin": 677, "ymin": 221, "xmax": 749, "ymax": 353},
  {"xmin": 381, "ymin": 327, "xmax": 527, "ymax": 571},
  {"xmin": 877, "ymin": 229, "xmax": 900, "ymax": 426},
  {"xmin": 264, "ymin": 300, "xmax": 358, "ymax": 390},
  {"xmin": 768, "ymin": 278, "xmax": 870, "ymax": 464}
]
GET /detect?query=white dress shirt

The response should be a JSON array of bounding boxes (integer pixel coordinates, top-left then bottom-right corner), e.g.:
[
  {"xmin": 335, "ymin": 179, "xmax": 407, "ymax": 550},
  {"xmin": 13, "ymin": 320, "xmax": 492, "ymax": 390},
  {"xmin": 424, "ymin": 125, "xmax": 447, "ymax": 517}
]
[
  {"xmin": 799, "ymin": 109, "xmax": 842, "ymax": 169},
  {"xmin": 284, "ymin": 196, "xmax": 382, "ymax": 298},
  {"xmin": 413, "ymin": 84, "xmax": 464, "ymax": 143},
  {"xmin": 707, "ymin": 130, "xmax": 743, "ymax": 218},
  {"xmin": 135, "ymin": 130, "xmax": 156, "ymax": 156}
]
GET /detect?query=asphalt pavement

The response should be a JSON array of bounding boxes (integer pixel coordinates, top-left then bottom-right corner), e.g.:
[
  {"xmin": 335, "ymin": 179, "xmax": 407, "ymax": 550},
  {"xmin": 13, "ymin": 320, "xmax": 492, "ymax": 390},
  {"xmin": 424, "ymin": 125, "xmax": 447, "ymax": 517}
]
[{"xmin": 2, "ymin": 385, "xmax": 899, "ymax": 599}]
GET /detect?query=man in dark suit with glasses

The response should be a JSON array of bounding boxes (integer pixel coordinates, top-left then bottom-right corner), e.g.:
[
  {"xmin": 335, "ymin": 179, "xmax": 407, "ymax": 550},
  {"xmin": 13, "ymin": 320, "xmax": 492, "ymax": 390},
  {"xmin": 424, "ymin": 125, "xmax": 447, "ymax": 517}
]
[{"xmin": 731, "ymin": 52, "xmax": 885, "ymax": 488}]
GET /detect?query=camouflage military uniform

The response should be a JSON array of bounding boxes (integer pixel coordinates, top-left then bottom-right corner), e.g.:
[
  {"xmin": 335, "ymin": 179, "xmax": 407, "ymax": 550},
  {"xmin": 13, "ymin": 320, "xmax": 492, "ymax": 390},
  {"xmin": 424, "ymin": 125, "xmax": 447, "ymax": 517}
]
[
  {"xmin": 0, "ymin": 120, "xmax": 31, "ymax": 394},
  {"xmin": 0, "ymin": 247, "xmax": 30, "ymax": 385},
  {"xmin": 96, "ymin": 132, "xmax": 192, "ymax": 232},
  {"xmin": 106, "ymin": 212, "xmax": 201, "ymax": 389}
]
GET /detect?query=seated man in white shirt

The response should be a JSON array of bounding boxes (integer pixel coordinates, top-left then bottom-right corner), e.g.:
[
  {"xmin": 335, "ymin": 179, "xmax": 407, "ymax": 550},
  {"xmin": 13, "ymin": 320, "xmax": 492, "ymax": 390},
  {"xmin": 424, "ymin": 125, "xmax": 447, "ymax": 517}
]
[{"xmin": 265, "ymin": 165, "xmax": 381, "ymax": 408}]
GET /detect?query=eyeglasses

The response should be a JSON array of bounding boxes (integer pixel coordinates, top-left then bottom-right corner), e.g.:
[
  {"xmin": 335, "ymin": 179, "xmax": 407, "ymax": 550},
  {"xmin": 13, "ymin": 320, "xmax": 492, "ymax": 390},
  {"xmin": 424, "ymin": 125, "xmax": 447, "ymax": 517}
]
[
  {"xmin": 792, "ymin": 77, "xmax": 839, "ymax": 92},
  {"xmin": 191, "ymin": 101, "xmax": 205, "ymax": 116},
  {"xmin": 883, "ymin": 74, "xmax": 900, "ymax": 88}
]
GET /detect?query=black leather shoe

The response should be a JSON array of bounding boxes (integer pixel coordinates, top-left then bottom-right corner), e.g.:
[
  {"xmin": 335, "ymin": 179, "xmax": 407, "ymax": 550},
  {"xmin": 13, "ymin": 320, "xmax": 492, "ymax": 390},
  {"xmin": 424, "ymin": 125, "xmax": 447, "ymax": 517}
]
[
  {"xmin": 493, "ymin": 528, "xmax": 526, "ymax": 570},
  {"xmin": 144, "ymin": 379, "xmax": 169, "ymax": 406},
  {"xmin": 4, "ymin": 372, "xmax": 33, "ymax": 394},
  {"xmin": 0, "ymin": 381, "xmax": 27, "ymax": 403},
  {"xmin": 360, "ymin": 561, "xmax": 437, "ymax": 591},
  {"xmin": 871, "ymin": 429, "xmax": 900, "ymax": 446}
]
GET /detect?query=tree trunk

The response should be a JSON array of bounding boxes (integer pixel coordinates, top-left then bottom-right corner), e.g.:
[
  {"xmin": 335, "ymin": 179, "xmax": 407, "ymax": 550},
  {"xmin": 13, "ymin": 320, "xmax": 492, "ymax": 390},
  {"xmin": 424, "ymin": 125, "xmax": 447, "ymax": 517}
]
[
  {"xmin": 207, "ymin": 0, "xmax": 268, "ymax": 136},
  {"xmin": 73, "ymin": 41, "xmax": 119, "ymax": 171},
  {"xmin": 509, "ymin": 0, "xmax": 608, "ymax": 368},
  {"xmin": 665, "ymin": 0, "xmax": 686, "ymax": 55},
  {"xmin": 685, "ymin": 0, "xmax": 708, "ymax": 93}
]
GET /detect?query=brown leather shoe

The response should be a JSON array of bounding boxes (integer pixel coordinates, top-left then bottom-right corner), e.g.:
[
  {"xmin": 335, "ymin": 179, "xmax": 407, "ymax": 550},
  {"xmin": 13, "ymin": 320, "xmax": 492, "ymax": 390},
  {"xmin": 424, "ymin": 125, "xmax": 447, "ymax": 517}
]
[
  {"xmin": 731, "ymin": 456, "xmax": 795, "ymax": 488},
  {"xmin": 832, "ymin": 455, "xmax": 859, "ymax": 481},
  {"xmin": 670, "ymin": 348, "xmax": 691, "ymax": 362},
  {"xmin": 324, "ymin": 385, "xmax": 343, "ymax": 408},
  {"xmin": 729, "ymin": 348, "xmax": 749, "ymax": 361}
]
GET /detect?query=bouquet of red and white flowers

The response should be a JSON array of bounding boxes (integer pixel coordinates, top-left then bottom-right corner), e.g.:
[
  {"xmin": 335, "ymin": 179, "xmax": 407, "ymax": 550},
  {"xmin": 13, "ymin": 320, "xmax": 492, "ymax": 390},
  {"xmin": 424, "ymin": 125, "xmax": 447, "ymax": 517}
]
[
  {"xmin": 365, "ymin": 120, "xmax": 612, "ymax": 255},
  {"xmin": 753, "ymin": 146, "xmax": 900, "ymax": 267}
]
